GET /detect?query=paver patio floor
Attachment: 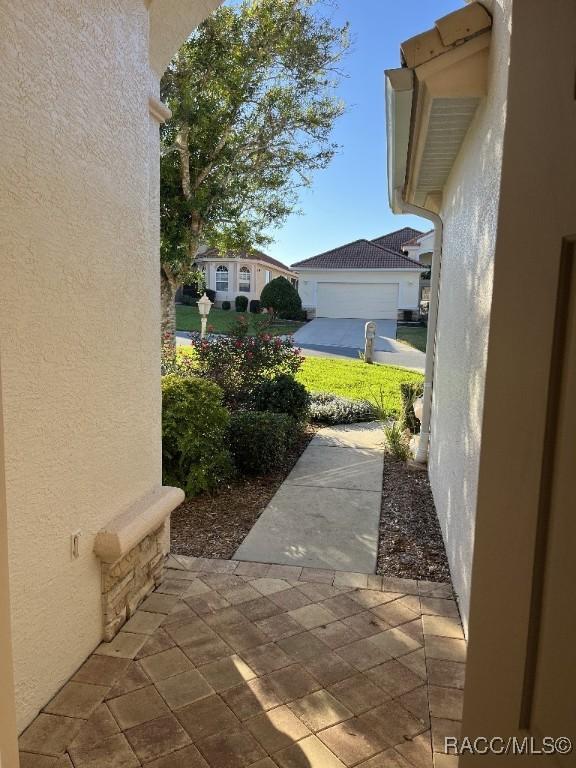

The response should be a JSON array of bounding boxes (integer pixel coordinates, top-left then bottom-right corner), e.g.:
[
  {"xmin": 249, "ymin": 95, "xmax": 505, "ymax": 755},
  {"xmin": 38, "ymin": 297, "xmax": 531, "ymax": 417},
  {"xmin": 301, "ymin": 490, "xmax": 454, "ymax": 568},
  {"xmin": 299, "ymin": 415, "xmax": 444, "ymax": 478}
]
[
  {"xmin": 234, "ymin": 423, "xmax": 385, "ymax": 573},
  {"xmin": 19, "ymin": 557, "xmax": 464, "ymax": 768}
]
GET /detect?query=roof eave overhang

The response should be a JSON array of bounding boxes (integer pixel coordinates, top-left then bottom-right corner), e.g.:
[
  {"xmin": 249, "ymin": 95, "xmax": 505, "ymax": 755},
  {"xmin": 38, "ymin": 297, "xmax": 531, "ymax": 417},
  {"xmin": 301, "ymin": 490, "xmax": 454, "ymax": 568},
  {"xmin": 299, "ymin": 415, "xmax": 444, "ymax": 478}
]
[{"xmin": 385, "ymin": 4, "xmax": 492, "ymax": 215}]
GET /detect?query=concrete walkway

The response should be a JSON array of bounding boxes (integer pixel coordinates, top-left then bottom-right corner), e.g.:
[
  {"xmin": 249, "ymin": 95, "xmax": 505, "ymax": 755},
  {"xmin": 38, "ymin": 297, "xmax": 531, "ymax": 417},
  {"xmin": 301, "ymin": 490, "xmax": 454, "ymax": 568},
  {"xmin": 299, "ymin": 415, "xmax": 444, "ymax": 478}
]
[{"xmin": 234, "ymin": 423, "xmax": 385, "ymax": 573}]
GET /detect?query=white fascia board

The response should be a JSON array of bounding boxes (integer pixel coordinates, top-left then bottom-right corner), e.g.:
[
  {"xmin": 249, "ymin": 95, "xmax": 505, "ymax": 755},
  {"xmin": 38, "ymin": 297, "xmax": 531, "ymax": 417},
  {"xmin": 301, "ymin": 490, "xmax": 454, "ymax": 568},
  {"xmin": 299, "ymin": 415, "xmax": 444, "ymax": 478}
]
[{"xmin": 385, "ymin": 67, "xmax": 414, "ymax": 213}]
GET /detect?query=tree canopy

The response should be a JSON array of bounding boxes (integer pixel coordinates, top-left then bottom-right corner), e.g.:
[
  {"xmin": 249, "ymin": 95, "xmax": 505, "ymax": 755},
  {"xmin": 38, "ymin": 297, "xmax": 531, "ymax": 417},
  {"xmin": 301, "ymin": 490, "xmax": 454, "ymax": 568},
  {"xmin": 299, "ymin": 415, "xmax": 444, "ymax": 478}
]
[{"xmin": 160, "ymin": 0, "xmax": 349, "ymax": 292}]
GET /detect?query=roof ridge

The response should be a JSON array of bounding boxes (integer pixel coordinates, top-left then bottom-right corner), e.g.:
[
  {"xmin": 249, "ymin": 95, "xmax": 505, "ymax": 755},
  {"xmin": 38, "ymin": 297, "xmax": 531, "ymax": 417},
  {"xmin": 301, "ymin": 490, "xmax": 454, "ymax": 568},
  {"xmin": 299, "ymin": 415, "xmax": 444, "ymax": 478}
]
[{"xmin": 291, "ymin": 238, "xmax": 371, "ymax": 267}]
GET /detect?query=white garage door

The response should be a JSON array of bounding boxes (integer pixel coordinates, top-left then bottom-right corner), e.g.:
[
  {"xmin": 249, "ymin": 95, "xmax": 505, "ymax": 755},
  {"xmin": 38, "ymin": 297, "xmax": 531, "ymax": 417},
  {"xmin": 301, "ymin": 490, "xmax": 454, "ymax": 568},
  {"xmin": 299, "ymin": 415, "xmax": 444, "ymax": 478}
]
[{"xmin": 317, "ymin": 282, "xmax": 398, "ymax": 319}]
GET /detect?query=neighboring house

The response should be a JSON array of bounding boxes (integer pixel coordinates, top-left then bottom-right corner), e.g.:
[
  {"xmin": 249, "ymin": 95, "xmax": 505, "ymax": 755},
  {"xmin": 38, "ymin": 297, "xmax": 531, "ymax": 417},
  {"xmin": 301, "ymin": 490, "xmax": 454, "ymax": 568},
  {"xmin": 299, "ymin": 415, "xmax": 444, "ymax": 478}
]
[
  {"xmin": 291, "ymin": 233, "xmax": 425, "ymax": 320},
  {"xmin": 386, "ymin": 0, "xmax": 576, "ymax": 737},
  {"xmin": 192, "ymin": 249, "xmax": 297, "ymax": 306}
]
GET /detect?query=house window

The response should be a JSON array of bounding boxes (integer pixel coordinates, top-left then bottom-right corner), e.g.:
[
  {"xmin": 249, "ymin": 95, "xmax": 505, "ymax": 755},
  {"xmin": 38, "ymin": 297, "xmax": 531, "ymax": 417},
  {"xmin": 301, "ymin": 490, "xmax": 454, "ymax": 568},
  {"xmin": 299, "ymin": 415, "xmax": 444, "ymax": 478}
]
[
  {"xmin": 264, "ymin": 270, "xmax": 271, "ymax": 284},
  {"xmin": 239, "ymin": 266, "xmax": 251, "ymax": 293},
  {"xmin": 215, "ymin": 265, "xmax": 229, "ymax": 292}
]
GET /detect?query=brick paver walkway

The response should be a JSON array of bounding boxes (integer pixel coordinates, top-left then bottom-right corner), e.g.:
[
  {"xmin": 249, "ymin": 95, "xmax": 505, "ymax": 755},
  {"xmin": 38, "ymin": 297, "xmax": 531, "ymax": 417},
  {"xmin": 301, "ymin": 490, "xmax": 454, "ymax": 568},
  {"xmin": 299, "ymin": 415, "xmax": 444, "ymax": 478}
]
[{"xmin": 19, "ymin": 557, "xmax": 465, "ymax": 768}]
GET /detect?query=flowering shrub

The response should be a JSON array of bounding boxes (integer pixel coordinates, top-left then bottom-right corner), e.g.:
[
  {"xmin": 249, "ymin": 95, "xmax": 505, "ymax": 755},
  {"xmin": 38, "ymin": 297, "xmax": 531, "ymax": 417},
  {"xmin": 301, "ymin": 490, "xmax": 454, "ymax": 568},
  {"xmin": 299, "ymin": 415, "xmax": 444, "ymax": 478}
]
[{"xmin": 190, "ymin": 318, "xmax": 302, "ymax": 406}]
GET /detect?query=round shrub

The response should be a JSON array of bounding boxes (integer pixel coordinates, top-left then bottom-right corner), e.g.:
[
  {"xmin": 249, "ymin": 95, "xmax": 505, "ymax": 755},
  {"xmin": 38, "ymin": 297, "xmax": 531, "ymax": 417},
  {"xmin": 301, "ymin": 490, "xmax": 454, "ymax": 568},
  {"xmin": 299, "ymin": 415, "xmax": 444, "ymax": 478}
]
[
  {"xmin": 260, "ymin": 276, "xmax": 301, "ymax": 318},
  {"xmin": 222, "ymin": 300, "xmax": 231, "ymax": 310},
  {"xmin": 308, "ymin": 392, "xmax": 375, "ymax": 425},
  {"xmin": 228, "ymin": 411, "xmax": 298, "ymax": 475},
  {"xmin": 249, "ymin": 299, "xmax": 261, "ymax": 314},
  {"xmin": 252, "ymin": 374, "xmax": 310, "ymax": 421},
  {"xmin": 162, "ymin": 374, "xmax": 233, "ymax": 496},
  {"xmin": 235, "ymin": 295, "xmax": 249, "ymax": 312}
]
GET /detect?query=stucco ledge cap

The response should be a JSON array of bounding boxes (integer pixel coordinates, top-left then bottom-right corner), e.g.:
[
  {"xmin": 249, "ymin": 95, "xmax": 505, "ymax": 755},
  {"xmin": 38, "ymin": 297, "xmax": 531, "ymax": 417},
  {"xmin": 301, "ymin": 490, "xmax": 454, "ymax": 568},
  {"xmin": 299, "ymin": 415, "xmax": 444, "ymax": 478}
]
[
  {"xmin": 94, "ymin": 485, "xmax": 184, "ymax": 564},
  {"xmin": 149, "ymin": 96, "xmax": 172, "ymax": 123}
]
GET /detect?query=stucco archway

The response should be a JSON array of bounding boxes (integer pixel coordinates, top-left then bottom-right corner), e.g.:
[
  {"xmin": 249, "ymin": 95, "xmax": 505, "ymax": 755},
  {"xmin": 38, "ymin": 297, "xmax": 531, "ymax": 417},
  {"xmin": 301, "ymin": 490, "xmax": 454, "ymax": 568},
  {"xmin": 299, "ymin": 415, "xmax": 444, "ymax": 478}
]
[{"xmin": 0, "ymin": 1, "xmax": 224, "ymax": 762}]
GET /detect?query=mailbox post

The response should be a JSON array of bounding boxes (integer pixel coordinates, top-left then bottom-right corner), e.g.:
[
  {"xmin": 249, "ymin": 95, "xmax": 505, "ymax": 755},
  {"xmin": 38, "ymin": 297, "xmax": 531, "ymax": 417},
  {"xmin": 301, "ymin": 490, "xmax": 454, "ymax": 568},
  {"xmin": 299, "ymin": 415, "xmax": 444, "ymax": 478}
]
[{"xmin": 364, "ymin": 321, "xmax": 376, "ymax": 363}]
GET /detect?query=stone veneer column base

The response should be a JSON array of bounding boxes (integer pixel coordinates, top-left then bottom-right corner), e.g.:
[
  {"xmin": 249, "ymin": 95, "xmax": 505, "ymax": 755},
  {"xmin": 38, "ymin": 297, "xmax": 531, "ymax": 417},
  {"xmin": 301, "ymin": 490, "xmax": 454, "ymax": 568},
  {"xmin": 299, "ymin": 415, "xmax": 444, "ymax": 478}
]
[
  {"xmin": 94, "ymin": 485, "xmax": 185, "ymax": 641},
  {"xmin": 100, "ymin": 523, "xmax": 166, "ymax": 641}
]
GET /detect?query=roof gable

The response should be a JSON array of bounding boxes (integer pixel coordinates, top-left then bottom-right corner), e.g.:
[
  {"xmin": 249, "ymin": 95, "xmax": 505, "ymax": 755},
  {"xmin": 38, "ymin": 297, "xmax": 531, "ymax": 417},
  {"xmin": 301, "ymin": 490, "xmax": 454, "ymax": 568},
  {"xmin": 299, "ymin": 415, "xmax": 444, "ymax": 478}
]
[{"xmin": 291, "ymin": 239, "xmax": 424, "ymax": 271}]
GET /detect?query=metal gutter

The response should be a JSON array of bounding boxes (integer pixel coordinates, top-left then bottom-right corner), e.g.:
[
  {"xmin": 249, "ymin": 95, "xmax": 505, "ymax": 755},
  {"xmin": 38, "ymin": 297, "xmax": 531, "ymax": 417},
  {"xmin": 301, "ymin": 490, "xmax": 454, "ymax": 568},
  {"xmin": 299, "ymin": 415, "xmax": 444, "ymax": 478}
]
[{"xmin": 385, "ymin": 67, "xmax": 442, "ymax": 465}]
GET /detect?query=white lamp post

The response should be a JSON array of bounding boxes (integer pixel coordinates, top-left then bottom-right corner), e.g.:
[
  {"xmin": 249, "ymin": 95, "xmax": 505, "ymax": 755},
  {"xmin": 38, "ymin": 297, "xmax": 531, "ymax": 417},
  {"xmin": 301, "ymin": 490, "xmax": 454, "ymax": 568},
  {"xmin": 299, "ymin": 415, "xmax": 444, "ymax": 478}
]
[{"xmin": 197, "ymin": 292, "xmax": 212, "ymax": 339}]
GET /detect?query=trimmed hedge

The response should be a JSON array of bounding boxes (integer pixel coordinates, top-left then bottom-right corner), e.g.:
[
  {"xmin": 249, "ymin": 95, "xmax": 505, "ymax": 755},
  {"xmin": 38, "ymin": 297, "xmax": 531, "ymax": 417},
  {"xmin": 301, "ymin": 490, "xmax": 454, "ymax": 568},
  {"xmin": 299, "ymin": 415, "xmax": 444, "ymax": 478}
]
[
  {"xmin": 252, "ymin": 374, "xmax": 310, "ymax": 421},
  {"xmin": 228, "ymin": 411, "xmax": 298, "ymax": 475},
  {"xmin": 162, "ymin": 374, "xmax": 233, "ymax": 496},
  {"xmin": 221, "ymin": 301, "xmax": 231, "ymax": 310},
  {"xmin": 235, "ymin": 295, "xmax": 249, "ymax": 312},
  {"xmin": 249, "ymin": 299, "xmax": 261, "ymax": 314},
  {"xmin": 309, "ymin": 392, "xmax": 375, "ymax": 425}
]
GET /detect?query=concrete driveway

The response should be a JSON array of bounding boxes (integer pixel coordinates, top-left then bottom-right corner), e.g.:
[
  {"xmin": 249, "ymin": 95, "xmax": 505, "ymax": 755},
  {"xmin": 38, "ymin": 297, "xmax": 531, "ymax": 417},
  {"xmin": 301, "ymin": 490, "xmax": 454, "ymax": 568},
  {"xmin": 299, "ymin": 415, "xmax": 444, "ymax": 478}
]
[
  {"xmin": 292, "ymin": 318, "xmax": 425, "ymax": 372},
  {"xmin": 293, "ymin": 318, "xmax": 396, "ymax": 351}
]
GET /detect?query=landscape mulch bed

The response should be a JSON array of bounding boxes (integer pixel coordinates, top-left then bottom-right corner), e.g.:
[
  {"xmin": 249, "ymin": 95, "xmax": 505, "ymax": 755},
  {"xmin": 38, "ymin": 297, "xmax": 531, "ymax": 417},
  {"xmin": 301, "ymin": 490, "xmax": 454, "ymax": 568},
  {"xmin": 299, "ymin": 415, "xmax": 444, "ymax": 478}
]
[
  {"xmin": 170, "ymin": 425, "xmax": 318, "ymax": 559},
  {"xmin": 377, "ymin": 455, "xmax": 451, "ymax": 582}
]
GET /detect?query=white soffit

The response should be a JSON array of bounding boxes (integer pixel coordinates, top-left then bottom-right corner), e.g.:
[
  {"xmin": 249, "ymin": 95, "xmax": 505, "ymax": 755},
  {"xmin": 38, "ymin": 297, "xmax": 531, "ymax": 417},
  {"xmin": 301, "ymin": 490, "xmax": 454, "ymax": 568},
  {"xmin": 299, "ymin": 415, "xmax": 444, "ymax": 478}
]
[
  {"xmin": 385, "ymin": 2, "xmax": 492, "ymax": 213},
  {"xmin": 406, "ymin": 31, "xmax": 491, "ymax": 209},
  {"xmin": 413, "ymin": 96, "xmax": 480, "ymax": 204}
]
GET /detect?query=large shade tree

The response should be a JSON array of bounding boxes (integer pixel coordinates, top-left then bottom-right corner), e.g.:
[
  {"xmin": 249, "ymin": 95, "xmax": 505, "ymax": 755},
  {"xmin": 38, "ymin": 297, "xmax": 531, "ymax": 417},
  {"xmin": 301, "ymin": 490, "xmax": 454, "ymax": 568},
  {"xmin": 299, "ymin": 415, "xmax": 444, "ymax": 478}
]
[{"xmin": 160, "ymin": 0, "xmax": 349, "ymax": 342}]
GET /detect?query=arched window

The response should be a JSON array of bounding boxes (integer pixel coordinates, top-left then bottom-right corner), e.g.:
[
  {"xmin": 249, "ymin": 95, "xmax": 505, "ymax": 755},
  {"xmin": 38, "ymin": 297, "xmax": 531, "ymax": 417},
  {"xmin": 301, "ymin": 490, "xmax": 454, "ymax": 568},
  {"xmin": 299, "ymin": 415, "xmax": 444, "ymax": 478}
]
[
  {"xmin": 215, "ymin": 264, "xmax": 229, "ymax": 292},
  {"xmin": 239, "ymin": 266, "xmax": 251, "ymax": 293}
]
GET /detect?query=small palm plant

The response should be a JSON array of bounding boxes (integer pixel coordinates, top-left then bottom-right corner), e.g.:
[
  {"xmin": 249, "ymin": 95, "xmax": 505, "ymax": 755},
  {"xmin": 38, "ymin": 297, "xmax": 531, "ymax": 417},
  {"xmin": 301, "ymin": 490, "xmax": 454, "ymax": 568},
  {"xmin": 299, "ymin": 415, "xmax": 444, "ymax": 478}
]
[
  {"xmin": 382, "ymin": 420, "xmax": 412, "ymax": 461},
  {"xmin": 370, "ymin": 386, "xmax": 412, "ymax": 461}
]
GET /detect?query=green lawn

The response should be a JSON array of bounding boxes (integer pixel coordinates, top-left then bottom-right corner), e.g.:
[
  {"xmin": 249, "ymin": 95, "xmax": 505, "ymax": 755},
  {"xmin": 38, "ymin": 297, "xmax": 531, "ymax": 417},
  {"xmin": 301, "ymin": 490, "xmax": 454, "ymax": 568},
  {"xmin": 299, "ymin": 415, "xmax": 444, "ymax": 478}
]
[
  {"xmin": 396, "ymin": 324, "xmax": 428, "ymax": 352},
  {"xmin": 176, "ymin": 305, "xmax": 304, "ymax": 336},
  {"xmin": 296, "ymin": 357, "xmax": 424, "ymax": 417}
]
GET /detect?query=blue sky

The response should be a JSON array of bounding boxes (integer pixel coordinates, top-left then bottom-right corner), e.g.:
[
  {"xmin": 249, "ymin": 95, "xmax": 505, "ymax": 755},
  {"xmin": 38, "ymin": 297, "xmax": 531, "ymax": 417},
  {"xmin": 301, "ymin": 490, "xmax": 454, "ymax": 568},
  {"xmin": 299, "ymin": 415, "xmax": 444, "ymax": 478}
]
[{"xmin": 263, "ymin": 0, "xmax": 462, "ymax": 266}]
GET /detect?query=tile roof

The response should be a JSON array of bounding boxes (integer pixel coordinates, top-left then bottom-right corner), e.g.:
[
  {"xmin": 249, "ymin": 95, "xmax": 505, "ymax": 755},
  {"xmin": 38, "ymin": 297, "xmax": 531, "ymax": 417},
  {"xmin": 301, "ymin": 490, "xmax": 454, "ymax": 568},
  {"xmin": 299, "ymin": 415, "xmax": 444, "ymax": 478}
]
[
  {"xmin": 291, "ymin": 239, "xmax": 424, "ymax": 270},
  {"xmin": 370, "ymin": 227, "xmax": 424, "ymax": 254},
  {"xmin": 199, "ymin": 248, "xmax": 294, "ymax": 273}
]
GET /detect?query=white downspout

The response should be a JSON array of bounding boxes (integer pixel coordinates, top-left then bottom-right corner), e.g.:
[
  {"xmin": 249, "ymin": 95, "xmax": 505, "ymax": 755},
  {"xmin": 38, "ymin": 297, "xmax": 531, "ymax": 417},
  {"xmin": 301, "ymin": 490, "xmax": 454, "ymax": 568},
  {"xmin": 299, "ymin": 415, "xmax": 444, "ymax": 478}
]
[{"xmin": 400, "ymin": 203, "xmax": 443, "ymax": 465}]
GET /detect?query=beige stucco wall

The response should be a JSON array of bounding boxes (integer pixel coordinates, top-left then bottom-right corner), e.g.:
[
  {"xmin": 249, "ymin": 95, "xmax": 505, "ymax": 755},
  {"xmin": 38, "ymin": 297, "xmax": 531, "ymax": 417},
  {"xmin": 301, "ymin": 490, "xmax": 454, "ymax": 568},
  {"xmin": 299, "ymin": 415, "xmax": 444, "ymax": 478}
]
[
  {"xmin": 428, "ymin": 0, "xmax": 510, "ymax": 633},
  {"xmin": 297, "ymin": 270, "xmax": 421, "ymax": 311},
  {"xmin": 0, "ymin": 0, "xmax": 220, "ymax": 732}
]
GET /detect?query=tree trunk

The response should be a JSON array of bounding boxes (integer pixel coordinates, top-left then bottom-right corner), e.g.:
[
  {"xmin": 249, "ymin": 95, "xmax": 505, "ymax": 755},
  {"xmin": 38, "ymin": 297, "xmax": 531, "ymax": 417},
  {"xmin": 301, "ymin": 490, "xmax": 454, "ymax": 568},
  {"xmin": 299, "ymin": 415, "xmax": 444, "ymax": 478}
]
[{"xmin": 161, "ymin": 269, "xmax": 179, "ymax": 347}]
